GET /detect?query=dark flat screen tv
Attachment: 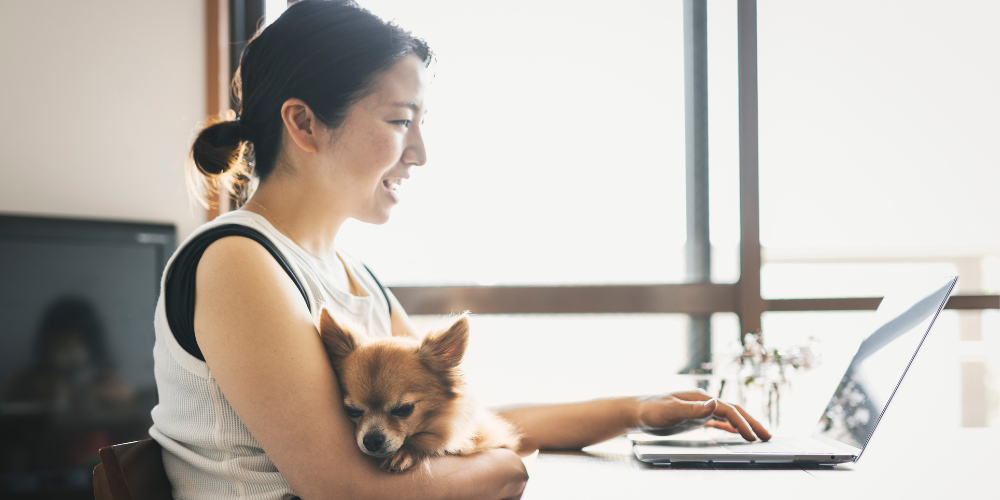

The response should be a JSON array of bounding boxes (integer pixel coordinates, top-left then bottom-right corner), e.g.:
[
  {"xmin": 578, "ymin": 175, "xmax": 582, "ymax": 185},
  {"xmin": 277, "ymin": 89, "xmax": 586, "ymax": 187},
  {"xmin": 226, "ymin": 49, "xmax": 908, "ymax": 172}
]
[{"xmin": 0, "ymin": 214, "xmax": 175, "ymax": 499}]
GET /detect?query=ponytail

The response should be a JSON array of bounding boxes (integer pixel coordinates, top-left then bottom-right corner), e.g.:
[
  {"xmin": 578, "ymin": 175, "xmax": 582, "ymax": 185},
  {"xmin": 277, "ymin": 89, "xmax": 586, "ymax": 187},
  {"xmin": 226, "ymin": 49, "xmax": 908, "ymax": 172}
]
[{"xmin": 188, "ymin": 114, "xmax": 254, "ymax": 209}]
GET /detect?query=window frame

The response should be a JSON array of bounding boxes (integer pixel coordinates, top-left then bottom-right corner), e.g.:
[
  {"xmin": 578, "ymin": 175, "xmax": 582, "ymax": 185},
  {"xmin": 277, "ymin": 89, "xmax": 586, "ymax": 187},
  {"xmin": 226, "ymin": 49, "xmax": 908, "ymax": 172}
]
[
  {"xmin": 387, "ymin": 0, "xmax": 999, "ymax": 334},
  {"xmin": 211, "ymin": 0, "xmax": 1000, "ymax": 338}
]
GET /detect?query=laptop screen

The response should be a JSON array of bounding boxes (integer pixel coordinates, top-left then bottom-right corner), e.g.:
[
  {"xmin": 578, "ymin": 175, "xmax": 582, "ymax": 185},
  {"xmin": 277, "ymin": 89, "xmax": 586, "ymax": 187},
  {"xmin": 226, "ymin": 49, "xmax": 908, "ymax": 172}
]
[{"xmin": 813, "ymin": 276, "xmax": 957, "ymax": 451}]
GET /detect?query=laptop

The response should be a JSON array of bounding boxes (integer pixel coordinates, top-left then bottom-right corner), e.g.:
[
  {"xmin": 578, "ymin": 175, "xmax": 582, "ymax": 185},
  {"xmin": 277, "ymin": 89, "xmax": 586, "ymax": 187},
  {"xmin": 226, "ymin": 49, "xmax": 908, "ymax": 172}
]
[{"xmin": 632, "ymin": 275, "xmax": 958, "ymax": 465}]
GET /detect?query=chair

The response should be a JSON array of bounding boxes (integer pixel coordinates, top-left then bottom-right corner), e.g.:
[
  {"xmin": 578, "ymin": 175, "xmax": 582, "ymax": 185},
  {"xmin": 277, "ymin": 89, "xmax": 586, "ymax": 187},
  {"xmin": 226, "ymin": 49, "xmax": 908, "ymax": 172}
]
[{"xmin": 93, "ymin": 438, "xmax": 173, "ymax": 500}]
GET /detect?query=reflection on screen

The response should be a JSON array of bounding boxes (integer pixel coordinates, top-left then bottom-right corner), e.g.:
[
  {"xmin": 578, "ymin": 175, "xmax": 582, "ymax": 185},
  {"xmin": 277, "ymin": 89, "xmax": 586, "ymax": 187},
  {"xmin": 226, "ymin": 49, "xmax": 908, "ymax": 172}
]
[
  {"xmin": 0, "ymin": 239, "xmax": 160, "ymax": 492},
  {"xmin": 814, "ymin": 277, "xmax": 956, "ymax": 449}
]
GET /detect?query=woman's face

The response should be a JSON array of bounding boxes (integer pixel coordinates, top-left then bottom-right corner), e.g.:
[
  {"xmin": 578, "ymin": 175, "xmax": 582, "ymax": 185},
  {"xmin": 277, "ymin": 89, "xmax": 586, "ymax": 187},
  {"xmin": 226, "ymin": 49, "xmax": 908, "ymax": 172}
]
[{"xmin": 320, "ymin": 54, "xmax": 430, "ymax": 224}]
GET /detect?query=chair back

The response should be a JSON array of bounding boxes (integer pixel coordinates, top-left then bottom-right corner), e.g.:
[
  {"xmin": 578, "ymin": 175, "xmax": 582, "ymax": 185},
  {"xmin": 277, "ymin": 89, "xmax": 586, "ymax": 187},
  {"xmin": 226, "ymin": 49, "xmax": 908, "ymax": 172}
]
[{"xmin": 93, "ymin": 438, "xmax": 172, "ymax": 500}]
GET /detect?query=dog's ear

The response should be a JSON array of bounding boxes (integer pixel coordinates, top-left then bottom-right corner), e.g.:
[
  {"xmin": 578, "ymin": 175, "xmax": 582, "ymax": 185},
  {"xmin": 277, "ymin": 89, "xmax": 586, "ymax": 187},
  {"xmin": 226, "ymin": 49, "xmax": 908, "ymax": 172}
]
[
  {"xmin": 419, "ymin": 316, "xmax": 469, "ymax": 371},
  {"xmin": 319, "ymin": 309, "xmax": 356, "ymax": 366}
]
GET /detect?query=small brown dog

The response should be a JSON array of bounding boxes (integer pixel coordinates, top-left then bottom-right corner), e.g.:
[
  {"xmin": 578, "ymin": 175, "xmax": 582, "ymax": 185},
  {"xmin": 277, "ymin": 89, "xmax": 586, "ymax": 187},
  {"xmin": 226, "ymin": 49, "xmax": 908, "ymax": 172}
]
[{"xmin": 319, "ymin": 310, "xmax": 521, "ymax": 472}]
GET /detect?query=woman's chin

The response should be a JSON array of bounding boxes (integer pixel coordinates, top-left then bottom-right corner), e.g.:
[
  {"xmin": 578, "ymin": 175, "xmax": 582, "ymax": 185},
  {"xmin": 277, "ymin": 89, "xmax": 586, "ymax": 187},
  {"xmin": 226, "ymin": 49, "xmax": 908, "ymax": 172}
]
[
  {"xmin": 355, "ymin": 207, "xmax": 393, "ymax": 225},
  {"xmin": 355, "ymin": 187, "xmax": 399, "ymax": 225}
]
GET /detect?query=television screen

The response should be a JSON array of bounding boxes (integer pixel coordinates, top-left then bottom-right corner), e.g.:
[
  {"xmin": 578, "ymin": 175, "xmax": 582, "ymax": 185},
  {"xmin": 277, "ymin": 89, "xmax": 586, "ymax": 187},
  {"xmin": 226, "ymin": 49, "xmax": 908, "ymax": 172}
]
[{"xmin": 0, "ymin": 215, "xmax": 175, "ymax": 498}]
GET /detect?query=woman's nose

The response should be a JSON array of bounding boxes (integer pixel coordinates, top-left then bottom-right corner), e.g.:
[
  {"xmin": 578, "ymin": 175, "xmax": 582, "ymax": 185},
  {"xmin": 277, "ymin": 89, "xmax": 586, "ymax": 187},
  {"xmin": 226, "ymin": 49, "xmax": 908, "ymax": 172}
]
[{"xmin": 403, "ymin": 126, "xmax": 427, "ymax": 167}]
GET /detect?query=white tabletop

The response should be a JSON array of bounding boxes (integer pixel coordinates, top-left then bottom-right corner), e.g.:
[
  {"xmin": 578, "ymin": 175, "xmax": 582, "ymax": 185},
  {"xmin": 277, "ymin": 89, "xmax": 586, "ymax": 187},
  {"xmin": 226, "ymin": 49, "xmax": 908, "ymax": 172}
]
[{"xmin": 521, "ymin": 425, "xmax": 999, "ymax": 499}]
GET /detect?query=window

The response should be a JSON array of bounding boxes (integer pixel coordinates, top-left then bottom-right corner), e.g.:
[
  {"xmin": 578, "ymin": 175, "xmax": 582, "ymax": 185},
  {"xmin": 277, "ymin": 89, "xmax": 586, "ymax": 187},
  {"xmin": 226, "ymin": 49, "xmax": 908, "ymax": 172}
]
[
  {"xmin": 258, "ymin": 0, "xmax": 999, "ymax": 428},
  {"xmin": 339, "ymin": 0, "xmax": 697, "ymax": 286},
  {"xmin": 757, "ymin": 0, "xmax": 1000, "ymax": 428}
]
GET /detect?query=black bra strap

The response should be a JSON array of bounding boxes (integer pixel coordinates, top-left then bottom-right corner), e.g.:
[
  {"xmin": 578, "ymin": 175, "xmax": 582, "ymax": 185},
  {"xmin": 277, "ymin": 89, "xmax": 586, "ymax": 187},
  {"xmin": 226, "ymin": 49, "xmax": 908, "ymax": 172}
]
[{"xmin": 164, "ymin": 224, "xmax": 311, "ymax": 362}]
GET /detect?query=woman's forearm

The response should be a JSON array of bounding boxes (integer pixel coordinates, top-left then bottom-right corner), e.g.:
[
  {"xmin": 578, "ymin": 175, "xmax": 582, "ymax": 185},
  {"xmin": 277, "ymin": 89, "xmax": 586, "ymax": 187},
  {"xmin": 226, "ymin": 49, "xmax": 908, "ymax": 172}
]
[
  {"xmin": 356, "ymin": 448, "xmax": 527, "ymax": 500},
  {"xmin": 497, "ymin": 398, "xmax": 640, "ymax": 455}
]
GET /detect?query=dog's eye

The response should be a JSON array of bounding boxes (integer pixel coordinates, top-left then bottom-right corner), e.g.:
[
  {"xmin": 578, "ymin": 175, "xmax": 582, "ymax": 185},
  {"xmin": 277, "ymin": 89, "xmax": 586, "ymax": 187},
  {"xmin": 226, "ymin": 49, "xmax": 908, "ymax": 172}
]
[
  {"xmin": 345, "ymin": 406, "xmax": 364, "ymax": 419},
  {"xmin": 390, "ymin": 404, "xmax": 415, "ymax": 418}
]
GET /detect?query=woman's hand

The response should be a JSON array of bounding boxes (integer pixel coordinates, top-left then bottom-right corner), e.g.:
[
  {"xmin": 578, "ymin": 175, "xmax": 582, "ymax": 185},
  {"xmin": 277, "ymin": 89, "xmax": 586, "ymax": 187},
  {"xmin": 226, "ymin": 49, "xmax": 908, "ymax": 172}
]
[{"xmin": 634, "ymin": 390, "xmax": 771, "ymax": 442}]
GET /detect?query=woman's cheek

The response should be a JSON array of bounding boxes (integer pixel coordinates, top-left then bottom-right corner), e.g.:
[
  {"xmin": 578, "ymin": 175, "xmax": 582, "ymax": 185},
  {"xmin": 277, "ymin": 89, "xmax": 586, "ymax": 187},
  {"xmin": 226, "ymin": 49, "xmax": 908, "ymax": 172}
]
[{"xmin": 365, "ymin": 131, "xmax": 400, "ymax": 168}]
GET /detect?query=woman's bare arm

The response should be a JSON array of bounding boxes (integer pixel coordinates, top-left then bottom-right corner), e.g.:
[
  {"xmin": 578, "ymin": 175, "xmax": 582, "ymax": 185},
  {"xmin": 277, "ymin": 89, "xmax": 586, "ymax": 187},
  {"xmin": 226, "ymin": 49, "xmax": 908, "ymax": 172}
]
[
  {"xmin": 194, "ymin": 237, "xmax": 526, "ymax": 500},
  {"xmin": 498, "ymin": 393, "xmax": 771, "ymax": 456},
  {"xmin": 498, "ymin": 399, "xmax": 640, "ymax": 455}
]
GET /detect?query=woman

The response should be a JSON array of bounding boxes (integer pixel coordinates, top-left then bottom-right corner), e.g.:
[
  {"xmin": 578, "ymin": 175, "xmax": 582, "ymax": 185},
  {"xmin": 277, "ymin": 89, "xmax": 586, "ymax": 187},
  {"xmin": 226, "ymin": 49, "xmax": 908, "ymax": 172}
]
[{"xmin": 150, "ymin": 1, "xmax": 770, "ymax": 499}]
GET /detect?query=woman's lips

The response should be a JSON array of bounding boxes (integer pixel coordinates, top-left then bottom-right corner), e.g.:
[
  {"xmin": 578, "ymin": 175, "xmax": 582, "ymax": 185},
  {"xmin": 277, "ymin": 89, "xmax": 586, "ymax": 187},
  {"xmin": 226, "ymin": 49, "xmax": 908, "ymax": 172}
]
[{"xmin": 382, "ymin": 178, "xmax": 402, "ymax": 203}]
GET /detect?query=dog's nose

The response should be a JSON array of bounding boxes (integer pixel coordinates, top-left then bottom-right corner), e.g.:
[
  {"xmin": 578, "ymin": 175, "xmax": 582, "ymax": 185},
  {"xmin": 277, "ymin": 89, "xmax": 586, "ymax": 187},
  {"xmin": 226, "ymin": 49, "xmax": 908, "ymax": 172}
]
[{"xmin": 362, "ymin": 433, "xmax": 385, "ymax": 453}]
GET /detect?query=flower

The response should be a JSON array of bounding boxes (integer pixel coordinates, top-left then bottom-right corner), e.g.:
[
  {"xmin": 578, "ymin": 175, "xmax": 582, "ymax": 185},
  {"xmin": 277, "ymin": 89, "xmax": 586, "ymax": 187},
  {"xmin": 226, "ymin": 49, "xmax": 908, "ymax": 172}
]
[{"xmin": 732, "ymin": 332, "xmax": 820, "ymax": 387}]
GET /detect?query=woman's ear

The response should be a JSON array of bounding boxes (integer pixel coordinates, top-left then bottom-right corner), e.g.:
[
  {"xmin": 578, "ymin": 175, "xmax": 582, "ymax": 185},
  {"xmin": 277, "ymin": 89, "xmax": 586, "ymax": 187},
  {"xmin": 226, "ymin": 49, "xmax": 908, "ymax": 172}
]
[
  {"xmin": 418, "ymin": 316, "xmax": 469, "ymax": 372},
  {"xmin": 319, "ymin": 309, "xmax": 356, "ymax": 365},
  {"xmin": 280, "ymin": 98, "xmax": 320, "ymax": 153}
]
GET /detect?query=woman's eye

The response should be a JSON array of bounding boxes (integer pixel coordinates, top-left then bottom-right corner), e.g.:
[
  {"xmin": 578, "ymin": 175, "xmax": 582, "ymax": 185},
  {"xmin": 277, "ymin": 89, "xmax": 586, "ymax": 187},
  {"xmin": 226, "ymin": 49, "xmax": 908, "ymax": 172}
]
[
  {"xmin": 390, "ymin": 404, "xmax": 415, "ymax": 418},
  {"xmin": 345, "ymin": 407, "xmax": 364, "ymax": 419},
  {"xmin": 392, "ymin": 119, "xmax": 411, "ymax": 128}
]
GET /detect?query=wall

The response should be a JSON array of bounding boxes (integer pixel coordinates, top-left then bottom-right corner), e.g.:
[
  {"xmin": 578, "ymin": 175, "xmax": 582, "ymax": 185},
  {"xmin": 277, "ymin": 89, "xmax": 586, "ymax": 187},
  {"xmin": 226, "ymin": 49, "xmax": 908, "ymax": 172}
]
[{"xmin": 0, "ymin": 1, "xmax": 206, "ymax": 240}]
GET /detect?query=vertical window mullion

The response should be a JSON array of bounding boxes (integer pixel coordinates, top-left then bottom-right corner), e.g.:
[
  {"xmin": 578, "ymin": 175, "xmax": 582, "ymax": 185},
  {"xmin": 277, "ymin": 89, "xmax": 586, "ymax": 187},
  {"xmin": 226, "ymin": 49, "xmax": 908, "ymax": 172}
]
[{"xmin": 737, "ymin": 0, "xmax": 763, "ymax": 340}]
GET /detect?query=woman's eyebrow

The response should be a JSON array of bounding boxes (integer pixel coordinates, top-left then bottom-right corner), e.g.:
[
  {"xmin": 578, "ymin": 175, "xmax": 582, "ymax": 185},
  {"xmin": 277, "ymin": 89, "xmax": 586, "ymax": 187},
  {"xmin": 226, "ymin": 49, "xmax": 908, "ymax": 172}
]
[{"xmin": 391, "ymin": 101, "xmax": 422, "ymax": 113}]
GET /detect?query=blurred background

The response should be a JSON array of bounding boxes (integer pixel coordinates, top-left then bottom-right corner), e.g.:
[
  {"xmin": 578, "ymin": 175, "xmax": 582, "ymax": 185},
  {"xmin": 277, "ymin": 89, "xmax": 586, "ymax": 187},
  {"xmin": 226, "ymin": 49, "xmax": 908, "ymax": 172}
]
[{"xmin": 0, "ymin": 0, "xmax": 997, "ymax": 498}]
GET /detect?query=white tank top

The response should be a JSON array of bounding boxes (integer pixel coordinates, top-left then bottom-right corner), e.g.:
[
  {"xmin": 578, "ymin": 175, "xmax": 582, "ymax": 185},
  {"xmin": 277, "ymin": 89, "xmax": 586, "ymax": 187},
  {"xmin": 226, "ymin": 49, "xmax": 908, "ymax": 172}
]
[{"xmin": 148, "ymin": 210, "xmax": 392, "ymax": 500}]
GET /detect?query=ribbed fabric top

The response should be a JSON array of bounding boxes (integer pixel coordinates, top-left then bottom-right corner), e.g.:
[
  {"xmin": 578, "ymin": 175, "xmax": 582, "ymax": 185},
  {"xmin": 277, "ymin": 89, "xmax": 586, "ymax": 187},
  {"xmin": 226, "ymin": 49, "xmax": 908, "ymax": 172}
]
[{"xmin": 148, "ymin": 210, "xmax": 393, "ymax": 500}]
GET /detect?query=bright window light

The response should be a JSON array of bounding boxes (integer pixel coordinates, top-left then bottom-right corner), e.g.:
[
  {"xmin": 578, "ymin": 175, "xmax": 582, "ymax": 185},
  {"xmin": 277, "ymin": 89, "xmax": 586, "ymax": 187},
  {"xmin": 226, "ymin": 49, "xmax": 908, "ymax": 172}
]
[
  {"xmin": 339, "ymin": 0, "xmax": 690, "ymax": 286},
  {"xmin": 264, "ymin": 0, "xmax": 287, "ymax": 26},
  {"xmin": 757, "ymin": 0, "xmax": 1000, "ymax": 251}
]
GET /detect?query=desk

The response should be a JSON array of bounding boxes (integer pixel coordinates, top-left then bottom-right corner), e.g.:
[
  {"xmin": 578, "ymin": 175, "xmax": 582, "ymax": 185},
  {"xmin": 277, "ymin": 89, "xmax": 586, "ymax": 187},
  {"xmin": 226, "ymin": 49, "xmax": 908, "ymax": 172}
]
[{"xmin": 521, "ymin": 428, "xmax": 998, "ymax": 499}]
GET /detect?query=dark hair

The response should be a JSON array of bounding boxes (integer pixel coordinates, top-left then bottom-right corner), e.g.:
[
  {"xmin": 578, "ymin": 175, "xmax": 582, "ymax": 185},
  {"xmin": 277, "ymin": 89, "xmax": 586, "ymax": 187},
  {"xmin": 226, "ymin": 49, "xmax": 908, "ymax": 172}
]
[
  {"xmin": 189, "ymin": 0, "xmax": 433, "ymax": 207},
  {"xmin": 34, "ymin": 296, "xmax": 111, "ymax": 370}
]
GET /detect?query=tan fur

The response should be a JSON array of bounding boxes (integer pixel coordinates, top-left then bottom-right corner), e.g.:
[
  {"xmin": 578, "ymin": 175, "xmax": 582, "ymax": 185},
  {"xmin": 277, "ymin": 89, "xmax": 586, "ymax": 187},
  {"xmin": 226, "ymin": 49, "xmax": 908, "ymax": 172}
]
[{"xmin": 320, "ymin": 310, "xmax": 520, "ymax": 473}]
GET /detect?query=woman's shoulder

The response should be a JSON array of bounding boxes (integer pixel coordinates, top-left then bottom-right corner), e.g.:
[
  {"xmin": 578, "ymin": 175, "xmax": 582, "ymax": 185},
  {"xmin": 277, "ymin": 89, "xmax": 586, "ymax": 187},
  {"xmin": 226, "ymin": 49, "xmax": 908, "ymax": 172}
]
[
  {"xmin": 197, "ymin": 234, "xmax": 313, "ymax": 322},
  {"xmin": 173, "ymin": 211, "xmax": 307, "ymax": 287},
  {"xmin": 179, "ymin": 211, "xmax": 314, "ymax": 325},
  {"xmin": 191, "ymin": 209, "xmax": 271, "ymax": 237},
  {"xmin": 168, "ymin": 210, "xmax": 271, "ymax": 260}
]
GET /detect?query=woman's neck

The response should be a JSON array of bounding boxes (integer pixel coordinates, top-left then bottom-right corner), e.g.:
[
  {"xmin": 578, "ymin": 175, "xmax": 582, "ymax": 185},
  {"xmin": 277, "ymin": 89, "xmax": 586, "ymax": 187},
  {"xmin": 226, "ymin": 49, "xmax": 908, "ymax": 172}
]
[{"xmin": 241, "ymin": 174, "xmax": 348, "ymax": 263}]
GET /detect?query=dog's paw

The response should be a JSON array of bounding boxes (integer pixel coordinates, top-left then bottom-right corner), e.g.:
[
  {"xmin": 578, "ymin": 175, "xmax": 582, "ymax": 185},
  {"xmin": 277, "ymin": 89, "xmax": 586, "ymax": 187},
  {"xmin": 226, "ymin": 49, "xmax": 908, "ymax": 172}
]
[{"xmin": 381, "ymin": 447, "xmax": 421, "ymax": 473}]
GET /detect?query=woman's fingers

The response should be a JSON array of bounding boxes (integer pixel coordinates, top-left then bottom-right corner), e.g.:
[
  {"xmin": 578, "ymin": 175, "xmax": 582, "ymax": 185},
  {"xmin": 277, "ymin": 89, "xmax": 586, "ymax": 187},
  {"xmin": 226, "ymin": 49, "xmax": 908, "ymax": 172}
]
[
  {"xmin": 730, "ymin": 403, "xmax": 772, "ymax": 441},
  {"xmin": 711, "ymin": 401, "xmax": 760, "ymax": 442},
  {"xmin": 669, "ymin": 391, "xmax": 772, "ymax": 441},
  {"xmin": 688, "ymin": 398, "xmax": 717, "ymax": 418},
  {"xmin": 704, "ymin": 419, "xmax": 738, "ymax": 434},
  {"xmin": 639, "ymin": 393, "xmax": 772, "ymax": 442},
  {"xmin": 669, "ymin": 390, "xmax": 712, "ymax": 402}
]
